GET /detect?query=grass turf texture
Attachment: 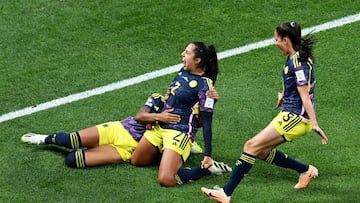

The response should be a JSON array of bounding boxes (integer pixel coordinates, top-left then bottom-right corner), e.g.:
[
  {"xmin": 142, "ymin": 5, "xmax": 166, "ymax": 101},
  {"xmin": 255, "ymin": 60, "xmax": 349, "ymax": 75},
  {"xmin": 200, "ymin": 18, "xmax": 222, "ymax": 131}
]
[{"xmin": 1, "ymin": 0, "xmax": 360, "ymax": 202}]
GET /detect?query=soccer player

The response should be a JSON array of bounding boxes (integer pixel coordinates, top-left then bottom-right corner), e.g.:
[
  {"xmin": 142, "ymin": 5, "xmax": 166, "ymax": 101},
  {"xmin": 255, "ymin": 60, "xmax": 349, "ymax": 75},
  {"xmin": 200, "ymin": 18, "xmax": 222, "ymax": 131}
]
[
  {"xmin": 131, "ymin": 41, "xmax": 224, "ymax": 187},
  {"xmin": 21, "ymin": 93, "xmax": 179, "ymax": 168},
  {"xmin": 201, "ymin": 22, "xmax": 329, "ymax": 203},
  {"xmin": 21, "ymin": 90, "xmax": 231, "ymax": 180}
]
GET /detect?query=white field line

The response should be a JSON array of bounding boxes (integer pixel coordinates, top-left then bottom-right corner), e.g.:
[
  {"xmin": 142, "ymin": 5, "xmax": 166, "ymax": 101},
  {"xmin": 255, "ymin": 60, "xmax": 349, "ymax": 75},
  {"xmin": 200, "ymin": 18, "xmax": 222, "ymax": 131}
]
[{"xmin": 1, "ymin": 12, "xmax": 360, "ymax": 124}]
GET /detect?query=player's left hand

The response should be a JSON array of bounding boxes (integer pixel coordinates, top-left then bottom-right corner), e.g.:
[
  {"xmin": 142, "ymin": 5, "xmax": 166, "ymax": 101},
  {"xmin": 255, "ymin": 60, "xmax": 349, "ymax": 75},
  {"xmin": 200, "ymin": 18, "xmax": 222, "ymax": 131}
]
[
  {"xmin": 313, "ymin": 125, "xmax": 328, "ymax": 144},
  {"xmin": 206, "ymin": 88, "xmax": 219, "ymax": 101},
  {"xmin": 201, "ymin": 156, "xmax": 213, "ymax": 169}
]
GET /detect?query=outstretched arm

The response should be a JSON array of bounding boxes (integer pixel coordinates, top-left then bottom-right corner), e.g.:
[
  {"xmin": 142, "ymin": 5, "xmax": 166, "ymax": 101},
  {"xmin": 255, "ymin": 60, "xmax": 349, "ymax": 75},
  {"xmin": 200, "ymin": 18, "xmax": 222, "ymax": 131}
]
[{"xmin": 297, "ymin": 86, "xmax": 328, "ymax": 144}]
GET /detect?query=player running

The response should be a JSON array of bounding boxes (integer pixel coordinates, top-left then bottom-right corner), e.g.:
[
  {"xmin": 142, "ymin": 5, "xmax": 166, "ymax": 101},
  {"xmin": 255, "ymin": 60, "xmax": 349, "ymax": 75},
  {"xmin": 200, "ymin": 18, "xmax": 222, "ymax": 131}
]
[{"xmin": 201, "ymin": 22, "xmax": 328, "ymax": 202}]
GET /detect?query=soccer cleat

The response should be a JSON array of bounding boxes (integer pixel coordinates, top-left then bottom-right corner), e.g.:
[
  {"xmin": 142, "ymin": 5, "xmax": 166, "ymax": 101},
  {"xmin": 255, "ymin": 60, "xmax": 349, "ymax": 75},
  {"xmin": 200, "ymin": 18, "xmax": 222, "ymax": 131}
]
[
  {"xmin": 208, "ymin": 160, "xmax": 232, "ymax": 175},
  {"xmin": 21, "ymin": 133, "xmax": 47, "ymax": 145},
  {"xmin": 191, "ymin": 141, "xmax": 204, "ymax": 154},
  {"xmin": 294, "ymin": 165, "xmax": 318, "ymax": 189},
  {"xmin": 201, "ymin": 187, "xmax": 231, "ymax": 203}
]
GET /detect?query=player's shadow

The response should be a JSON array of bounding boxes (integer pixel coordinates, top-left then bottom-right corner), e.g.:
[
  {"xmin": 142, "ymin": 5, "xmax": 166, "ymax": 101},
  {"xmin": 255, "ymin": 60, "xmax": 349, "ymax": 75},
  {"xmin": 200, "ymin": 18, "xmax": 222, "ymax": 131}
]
[{"xmin": 32, "ymin": 144, "xmax": 73, "ymax": 156}]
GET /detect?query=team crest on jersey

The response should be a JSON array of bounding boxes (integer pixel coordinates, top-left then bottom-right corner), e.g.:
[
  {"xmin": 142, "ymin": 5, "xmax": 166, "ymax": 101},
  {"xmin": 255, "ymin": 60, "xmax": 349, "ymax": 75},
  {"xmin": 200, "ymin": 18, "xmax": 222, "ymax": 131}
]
[
  {"xmin": 189, "ymin": 80, "xmax": 197, "ymax": 88},
  {"xmin": 284, "ymin": 66, "xmax": 289, "ymax": 74}
]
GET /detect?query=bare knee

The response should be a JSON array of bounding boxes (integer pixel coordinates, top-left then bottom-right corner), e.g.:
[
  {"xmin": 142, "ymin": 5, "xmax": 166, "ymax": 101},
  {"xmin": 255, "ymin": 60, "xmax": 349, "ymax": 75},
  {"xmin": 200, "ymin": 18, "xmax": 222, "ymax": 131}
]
[
  {"xmin": 244, "ymin": 139, "xmax": 256, "ymax": 151},
  {"xmin": 130, "ymin": 155, "xmax": 139, "ymax": 166},
  {"xmin": 244, "ymin": 139, "xmax": 275, "ymax": 159},
  {"xmin": 244, "ymin": 139, "xmax": 262, "ymax": 156},
  {"xmin": 158, "ymin": 172, "xmax": 176, "ymax": 187},
  {"xmin": 130, "ymin": 156, "xmax": 147, "ymax": 166}
]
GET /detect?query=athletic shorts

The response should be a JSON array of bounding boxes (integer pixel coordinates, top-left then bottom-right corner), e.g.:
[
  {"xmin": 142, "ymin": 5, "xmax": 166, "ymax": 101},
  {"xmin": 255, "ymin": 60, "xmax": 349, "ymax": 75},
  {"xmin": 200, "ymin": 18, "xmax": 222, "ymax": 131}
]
[
  {"xmin": 144, "ymin": 125, "xmax": 192, "ymax": 162},
  {"xmin": 96, "ymin": 121, "xmax": 138, "ymax": 162},
  {"xmin": 271, "ymin": 111, "xmax": 312, "ymax": 141}
]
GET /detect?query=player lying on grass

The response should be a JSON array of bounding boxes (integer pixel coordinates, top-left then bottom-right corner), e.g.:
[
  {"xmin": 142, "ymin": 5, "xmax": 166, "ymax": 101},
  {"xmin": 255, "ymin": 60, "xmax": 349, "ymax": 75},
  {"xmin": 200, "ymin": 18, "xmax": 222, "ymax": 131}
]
[{"xmin": 22, "ymin": 91, "xmax": 231, "ymax": 185}]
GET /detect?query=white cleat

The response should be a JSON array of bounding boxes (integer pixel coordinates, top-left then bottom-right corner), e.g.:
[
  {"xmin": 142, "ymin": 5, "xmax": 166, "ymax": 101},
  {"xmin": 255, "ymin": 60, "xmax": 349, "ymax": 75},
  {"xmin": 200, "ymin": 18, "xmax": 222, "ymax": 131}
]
[
  {"xmin": 21, "ymin": 133, "xmax": 47, "ymax": 145},
  {"xmin": 208, "ymin": 160, "xmax": 232, "ymax": 175},
  {"xmin": 191, "ymin": 141, "xmax": 204, "ymax": 154}
]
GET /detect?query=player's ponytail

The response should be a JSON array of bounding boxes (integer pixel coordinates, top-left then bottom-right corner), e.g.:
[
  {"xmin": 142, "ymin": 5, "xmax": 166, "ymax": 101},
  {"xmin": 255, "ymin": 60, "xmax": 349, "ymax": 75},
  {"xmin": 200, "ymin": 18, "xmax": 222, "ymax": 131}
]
[
  {"xmin": 192, "ymin": 42, "xmax": 219, "ymax": 85},
  {"xmin": 299, "ymin": 34, "xmax": 316, "ymax": 63},
  {"xmin": 207, "ymin": 45, "xmax": 219, "ymax": 85}
]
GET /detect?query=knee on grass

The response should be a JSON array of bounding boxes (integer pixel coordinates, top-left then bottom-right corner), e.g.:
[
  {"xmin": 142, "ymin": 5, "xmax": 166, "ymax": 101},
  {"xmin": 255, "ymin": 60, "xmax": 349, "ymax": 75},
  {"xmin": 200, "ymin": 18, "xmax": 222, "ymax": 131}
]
[{"xmin": 158, "ymin": 173, "xmax": 176, "ymax": 187}]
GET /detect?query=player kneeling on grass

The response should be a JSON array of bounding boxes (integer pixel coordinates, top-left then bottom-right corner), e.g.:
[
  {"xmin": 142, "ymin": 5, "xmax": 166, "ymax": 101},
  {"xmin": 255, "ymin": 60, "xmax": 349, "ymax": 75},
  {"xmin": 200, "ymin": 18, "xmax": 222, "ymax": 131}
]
[
  {"xmin": 21, "ymin": 90, "xmax": 231, "ymax": 184},
  {"xmin": 130, "ymin": 42, "xmax": 233, "ymax": 187}
]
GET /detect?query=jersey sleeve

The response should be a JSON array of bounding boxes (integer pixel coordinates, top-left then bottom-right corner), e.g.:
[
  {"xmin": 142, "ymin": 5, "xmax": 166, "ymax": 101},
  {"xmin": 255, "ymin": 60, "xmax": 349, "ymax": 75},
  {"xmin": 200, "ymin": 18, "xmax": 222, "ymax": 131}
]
[
  {"xmin": 294, "ymin": 60, "xmax": 310, "ymax": 86},
  {"xmin": 144, "ymin": 93, "xmax": 165, "ymax": 113},
  {"xmin": 199, "ymin": 77, "xmax": 215, "ymax": 113}
]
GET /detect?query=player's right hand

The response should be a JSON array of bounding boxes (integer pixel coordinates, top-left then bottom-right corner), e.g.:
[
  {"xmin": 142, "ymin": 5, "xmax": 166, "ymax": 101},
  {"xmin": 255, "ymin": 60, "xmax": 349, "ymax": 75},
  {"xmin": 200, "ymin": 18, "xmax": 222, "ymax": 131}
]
[
  {"xmin": 159, "ymin": 109, "xmax": 181, "ymax": 124},
  {"xmin": 275, "ymin": 92, "xmax": 283, "ymax": 109}
]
